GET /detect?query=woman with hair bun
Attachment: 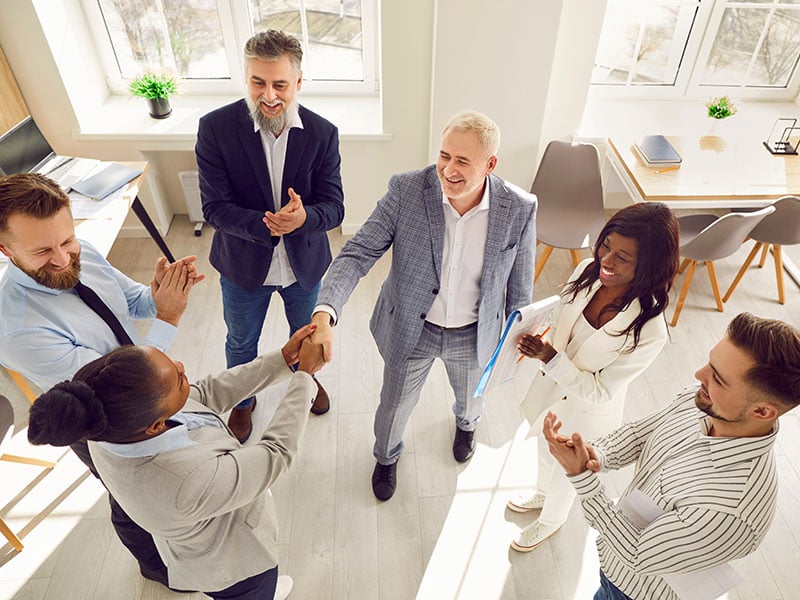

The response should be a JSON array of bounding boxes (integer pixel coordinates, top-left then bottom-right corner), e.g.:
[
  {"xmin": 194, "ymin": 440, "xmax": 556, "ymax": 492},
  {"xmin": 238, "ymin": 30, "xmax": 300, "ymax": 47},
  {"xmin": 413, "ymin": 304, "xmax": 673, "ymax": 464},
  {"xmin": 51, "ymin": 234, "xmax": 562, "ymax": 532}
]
[
  {"xmin": 29, "ymin": 325, "xmax": 324, "ymax": 600},
  {"xmin": 508, "ymin": 202, "xmax": 680, "ymax": 553}
]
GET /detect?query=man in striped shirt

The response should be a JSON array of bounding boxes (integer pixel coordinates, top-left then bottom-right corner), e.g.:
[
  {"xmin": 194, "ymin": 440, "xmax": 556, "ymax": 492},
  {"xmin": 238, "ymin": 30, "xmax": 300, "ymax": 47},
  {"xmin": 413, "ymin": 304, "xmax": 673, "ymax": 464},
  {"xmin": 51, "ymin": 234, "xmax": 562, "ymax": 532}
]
[{"xmin": 543, "ymin": 312, "xmax": 800, "ymax": 600}]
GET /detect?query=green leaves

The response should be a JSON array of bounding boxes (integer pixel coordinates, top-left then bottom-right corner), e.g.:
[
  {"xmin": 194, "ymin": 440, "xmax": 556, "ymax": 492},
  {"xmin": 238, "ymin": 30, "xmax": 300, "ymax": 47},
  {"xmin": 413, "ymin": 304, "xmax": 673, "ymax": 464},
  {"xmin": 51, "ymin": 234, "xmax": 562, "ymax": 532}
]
[
  {"xmin": 706, "ymin": 96, "xmax": 737, "ymax": 120},
  {"xmin": 128, "ymin": 72, "xmax": 177, "ymax": 99}
]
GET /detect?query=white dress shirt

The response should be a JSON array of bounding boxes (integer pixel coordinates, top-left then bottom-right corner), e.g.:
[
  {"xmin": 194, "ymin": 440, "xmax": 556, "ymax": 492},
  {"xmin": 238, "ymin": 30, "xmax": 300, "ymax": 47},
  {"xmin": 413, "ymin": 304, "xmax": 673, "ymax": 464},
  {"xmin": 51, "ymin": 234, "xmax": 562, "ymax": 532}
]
[
  {"xmin": 256, "ymin": 106, "xmax": 304, "ymax": 287},
  {"xmin": 425, "ymin": 182, "xmax": 490, "ymax": 328}
]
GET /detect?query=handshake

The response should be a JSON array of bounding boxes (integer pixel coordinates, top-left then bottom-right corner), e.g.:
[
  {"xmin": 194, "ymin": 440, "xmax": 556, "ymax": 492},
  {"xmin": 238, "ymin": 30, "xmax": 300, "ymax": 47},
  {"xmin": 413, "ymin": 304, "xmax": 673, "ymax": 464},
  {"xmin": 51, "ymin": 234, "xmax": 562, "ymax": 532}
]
[{"xmin": 280, "ymin": 317, "xmax": 333, "ymax": 376}]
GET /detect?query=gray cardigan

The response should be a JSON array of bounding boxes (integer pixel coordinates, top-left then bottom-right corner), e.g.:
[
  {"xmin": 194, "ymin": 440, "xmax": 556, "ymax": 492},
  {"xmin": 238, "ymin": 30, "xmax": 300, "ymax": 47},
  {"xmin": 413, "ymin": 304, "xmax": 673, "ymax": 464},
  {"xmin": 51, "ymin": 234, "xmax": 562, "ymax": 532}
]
[{"xmin": 89, "ymin": 351, "xmax": 316, "ymax": 592}]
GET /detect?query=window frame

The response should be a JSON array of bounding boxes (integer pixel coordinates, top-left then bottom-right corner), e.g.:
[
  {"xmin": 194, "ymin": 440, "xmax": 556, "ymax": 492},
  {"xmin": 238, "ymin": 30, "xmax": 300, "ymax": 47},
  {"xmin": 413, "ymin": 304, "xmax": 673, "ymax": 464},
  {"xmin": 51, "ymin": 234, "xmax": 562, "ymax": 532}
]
[
  {"xmin": 80, "ymin": 0, "xmax": 379, "ymax": 97},
  {"xmin": 590, "ymin": 0, "xmax": 800, "ymax": 101}
]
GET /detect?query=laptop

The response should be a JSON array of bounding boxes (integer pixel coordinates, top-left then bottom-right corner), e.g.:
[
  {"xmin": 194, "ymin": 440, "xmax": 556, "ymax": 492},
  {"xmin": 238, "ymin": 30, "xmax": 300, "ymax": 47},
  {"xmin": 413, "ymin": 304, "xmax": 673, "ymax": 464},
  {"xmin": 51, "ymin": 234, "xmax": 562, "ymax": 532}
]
[{"xmin": 0, "ymin": 116, "xmax": 99, "ymax": 189}]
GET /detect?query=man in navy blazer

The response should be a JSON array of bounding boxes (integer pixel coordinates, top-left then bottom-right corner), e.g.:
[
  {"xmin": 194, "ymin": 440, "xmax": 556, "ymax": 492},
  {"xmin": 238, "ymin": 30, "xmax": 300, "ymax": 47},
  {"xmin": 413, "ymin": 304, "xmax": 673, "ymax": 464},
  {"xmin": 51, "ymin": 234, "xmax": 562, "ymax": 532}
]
[
  {"xmin": 311, "ymin": 111, "xmax": 537, "ymax": 500},
  {"xmin": 196, "ymin": 30, "xmax": 343, "ymax": 441}
]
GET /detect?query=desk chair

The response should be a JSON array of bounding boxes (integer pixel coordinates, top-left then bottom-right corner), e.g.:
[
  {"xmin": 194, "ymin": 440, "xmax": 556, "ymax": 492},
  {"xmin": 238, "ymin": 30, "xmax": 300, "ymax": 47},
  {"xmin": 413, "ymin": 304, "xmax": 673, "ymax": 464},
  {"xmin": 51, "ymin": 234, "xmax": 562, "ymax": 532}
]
[
  {"xmin": 532, "ymin": 140, "xmax": 606, "ymax": 282},
  {"xmin": 0, "ymin": 395, "xmax": 56, "ymax": 551},
  {"xmin": 671, "ymin": 206, "xmax": 775, "ymax": 327},
  {"xmin": 722, "ymin": 196, "xmax": 800, "ymax": 305}
]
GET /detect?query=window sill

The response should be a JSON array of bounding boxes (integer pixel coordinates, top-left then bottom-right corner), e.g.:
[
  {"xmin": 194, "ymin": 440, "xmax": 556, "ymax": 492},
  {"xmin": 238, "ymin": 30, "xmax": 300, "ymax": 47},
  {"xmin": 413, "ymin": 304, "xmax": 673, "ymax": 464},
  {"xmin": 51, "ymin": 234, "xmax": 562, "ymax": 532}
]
[
  {"xmin": 74, "ymin": 93, "xmax": 389, "ymax": 151},
  {"xmin": 578, "ymin": 96, "xmax": 800, "ymax": 141}
]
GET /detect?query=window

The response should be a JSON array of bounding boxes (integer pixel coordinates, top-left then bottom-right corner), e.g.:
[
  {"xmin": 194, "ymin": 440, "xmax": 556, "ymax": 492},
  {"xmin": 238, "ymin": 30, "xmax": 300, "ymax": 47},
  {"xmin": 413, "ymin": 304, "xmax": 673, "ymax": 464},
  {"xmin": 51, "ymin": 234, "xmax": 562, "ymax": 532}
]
[
  {"xmin": 82, "ymin": 0, "xmax": 377, "ymax": 95},
  {"xmin": 591, "ymin": 0, "xmax": 800, "ymax": 99}
]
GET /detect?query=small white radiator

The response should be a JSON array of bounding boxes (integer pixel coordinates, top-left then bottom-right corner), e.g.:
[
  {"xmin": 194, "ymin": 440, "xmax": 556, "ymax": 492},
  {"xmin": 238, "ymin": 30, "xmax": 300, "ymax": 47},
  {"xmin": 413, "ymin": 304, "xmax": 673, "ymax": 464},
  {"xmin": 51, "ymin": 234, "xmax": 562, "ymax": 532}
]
[{"xmin": 178, "ymin": 170, "xmax": 204, "ymax": 236}]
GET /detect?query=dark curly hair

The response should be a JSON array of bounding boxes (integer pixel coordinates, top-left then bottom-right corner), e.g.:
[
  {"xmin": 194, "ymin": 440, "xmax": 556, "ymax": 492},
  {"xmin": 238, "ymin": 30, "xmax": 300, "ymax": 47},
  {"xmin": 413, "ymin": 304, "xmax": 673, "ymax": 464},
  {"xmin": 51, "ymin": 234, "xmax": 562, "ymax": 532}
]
[
  {"xmin": 562, "ymin": 202, "xmax": 680, "ymax": 350},
  {"xmin": 28, "ymin": 346, "xmax": 165, "ymax": 446}
]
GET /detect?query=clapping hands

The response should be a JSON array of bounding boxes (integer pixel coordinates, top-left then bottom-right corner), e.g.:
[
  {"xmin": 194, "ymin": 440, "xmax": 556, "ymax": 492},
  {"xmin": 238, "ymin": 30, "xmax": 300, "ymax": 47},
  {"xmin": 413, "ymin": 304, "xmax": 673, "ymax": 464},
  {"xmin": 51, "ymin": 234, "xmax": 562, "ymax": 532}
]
[{"xmin": 264, "ymin": 188, "xmax": 307, "ymax": 236}]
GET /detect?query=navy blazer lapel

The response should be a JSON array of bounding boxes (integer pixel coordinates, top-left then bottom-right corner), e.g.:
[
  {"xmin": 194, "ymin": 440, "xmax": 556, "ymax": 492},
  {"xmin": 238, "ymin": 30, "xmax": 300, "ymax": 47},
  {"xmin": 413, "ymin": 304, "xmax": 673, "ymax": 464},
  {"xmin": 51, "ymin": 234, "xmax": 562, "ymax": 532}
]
[
  {"xmin": 237, "ymin": 110, "xmax": 276, "ymax": 212},
  {"xmin": 480, "ymin": 176, "xmax": 512, "ymax": 292},
  {"xmin": 423, "ymin": 176, "xmax": 445, "ymax": 282},
  {"xmin": 283, "ymin": 127, "xmax": 308, "ymax": 208}
]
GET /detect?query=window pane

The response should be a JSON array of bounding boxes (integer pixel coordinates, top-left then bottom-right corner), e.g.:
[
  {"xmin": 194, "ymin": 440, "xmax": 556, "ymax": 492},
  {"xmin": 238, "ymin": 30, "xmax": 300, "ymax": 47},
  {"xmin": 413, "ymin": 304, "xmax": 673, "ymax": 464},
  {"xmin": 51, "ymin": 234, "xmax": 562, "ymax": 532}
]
[
  {"xmin": 702, "ymin": 7, "xmax": 800, "ymax": 87},
  {"xmin": 98, "ymin": 0, "xmax": 228, "ymax": 79},
  {"xmin": 248, "ymin": 0, "xmax": 364, "ymax": 81},
  {"xmin": 592, "ymin": 1, "xmax": 698, "ymax": 86}
]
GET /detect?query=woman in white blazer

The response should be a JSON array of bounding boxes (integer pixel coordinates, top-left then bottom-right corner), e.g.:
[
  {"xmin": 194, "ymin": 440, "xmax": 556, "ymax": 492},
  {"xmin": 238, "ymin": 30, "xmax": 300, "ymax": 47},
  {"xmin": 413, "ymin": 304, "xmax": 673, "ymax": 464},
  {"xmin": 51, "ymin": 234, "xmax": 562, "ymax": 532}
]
[
  {"xmin": 28, "ymin": 326, "xmax": 323, "ymax": 600},
  {"xmin": 509, "ymin": 203, "xmax": 680, "ymax": 552}
]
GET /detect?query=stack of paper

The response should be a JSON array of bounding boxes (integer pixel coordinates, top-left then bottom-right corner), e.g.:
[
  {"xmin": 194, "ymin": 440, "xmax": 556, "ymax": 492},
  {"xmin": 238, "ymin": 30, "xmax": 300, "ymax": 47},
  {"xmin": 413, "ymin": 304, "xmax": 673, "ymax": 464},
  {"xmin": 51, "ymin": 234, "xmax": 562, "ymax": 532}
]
[{"xmin": 633, "ymin": 135, "xmax": 682, "ymax": 166}]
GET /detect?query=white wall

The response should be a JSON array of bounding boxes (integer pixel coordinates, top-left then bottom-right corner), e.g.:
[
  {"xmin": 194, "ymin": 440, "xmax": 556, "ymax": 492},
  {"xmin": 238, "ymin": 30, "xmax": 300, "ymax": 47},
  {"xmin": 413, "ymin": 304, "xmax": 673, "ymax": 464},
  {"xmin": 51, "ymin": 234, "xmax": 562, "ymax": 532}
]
[
  {"xmin": 0, "ymin": 0, "xmax": 602, "ymax": 235},
  {"xmin": 430, "ymin": 1, "xmax": 562, "ymax": 188}
]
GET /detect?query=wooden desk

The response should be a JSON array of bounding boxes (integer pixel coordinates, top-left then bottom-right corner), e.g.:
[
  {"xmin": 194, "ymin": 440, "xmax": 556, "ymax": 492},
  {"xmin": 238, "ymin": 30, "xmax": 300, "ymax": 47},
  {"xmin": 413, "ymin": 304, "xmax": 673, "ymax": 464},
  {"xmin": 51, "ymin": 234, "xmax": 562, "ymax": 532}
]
[
  {"xmin": 2, "ymin": 161, "xmax": 172, "ymax": 401},
  {"xmin": 607, "ymin": 136, "xmax": 800, "ymax": 208},
  {"xmin": 607, "ymin": 136, "xmax": 800, "ymax": 287}
]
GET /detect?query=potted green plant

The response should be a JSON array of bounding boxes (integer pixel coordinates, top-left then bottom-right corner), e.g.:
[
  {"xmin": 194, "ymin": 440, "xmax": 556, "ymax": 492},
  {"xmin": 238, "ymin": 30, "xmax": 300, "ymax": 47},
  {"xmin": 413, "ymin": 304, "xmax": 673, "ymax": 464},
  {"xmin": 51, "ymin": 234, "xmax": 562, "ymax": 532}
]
[
  {"xmin": 706, "ymin": 96, "xmax": 737, "ymax": 120},
  {"xmin": 129, "ymin": 72, "xmax": 177, "ymax": 119}
]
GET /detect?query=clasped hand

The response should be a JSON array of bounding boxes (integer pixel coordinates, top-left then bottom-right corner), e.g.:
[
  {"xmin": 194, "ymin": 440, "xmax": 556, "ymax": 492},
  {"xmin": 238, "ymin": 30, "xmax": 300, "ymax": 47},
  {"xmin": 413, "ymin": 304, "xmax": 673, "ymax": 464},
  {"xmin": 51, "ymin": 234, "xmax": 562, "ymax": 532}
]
[
  {"xmin": 264, "ymin": 187, "xmax": 307, "ymax": 236},
  {"xmin": 281, "ymin": 324, "xmax": 328, "ymax": 375}
]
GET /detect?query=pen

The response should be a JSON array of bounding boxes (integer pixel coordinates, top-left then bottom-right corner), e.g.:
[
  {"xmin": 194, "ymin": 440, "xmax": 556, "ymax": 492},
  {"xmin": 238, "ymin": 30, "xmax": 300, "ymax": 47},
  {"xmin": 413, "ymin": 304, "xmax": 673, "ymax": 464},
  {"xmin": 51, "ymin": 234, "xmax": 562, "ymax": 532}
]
[
  {"xmin": 655, "ymin": 165, "xmax": 680, "ymax": 174},
  {"xmin": 517, "ymin": 326, "xmax": 552, "ymax": 363}
]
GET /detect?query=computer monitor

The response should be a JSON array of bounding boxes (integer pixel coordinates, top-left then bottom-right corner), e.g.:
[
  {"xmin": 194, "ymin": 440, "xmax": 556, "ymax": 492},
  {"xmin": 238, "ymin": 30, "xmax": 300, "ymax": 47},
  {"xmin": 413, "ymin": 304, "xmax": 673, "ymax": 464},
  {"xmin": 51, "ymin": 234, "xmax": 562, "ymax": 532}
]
[{"xmin": 0, "ymin": 116, "xmax": 55, "ymax": 176}]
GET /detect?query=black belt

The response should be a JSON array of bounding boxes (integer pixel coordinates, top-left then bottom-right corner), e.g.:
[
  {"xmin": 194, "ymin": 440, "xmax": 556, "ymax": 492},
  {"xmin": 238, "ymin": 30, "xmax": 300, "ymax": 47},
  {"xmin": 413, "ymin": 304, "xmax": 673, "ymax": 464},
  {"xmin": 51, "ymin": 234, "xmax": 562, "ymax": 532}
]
[{"xmin": 424, "ymin": 321, "xmax": 477, "ymax": 332}]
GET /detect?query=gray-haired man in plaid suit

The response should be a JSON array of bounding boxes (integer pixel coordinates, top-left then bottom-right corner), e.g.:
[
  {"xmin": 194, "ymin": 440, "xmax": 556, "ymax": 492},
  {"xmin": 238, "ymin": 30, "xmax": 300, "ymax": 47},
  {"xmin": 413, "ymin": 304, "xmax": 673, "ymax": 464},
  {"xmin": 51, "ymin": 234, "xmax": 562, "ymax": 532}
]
[{"xmin": 311, "ymin": 110, "xmax": 537, "ymax": 500}]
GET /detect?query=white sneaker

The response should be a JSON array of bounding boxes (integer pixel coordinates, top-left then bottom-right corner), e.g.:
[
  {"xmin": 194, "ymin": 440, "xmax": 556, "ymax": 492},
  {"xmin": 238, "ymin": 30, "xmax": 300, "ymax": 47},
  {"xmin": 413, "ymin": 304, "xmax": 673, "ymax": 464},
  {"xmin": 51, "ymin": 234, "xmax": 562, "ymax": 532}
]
[
  {"xmin": 510, "ymin": 520, "xmax": 562, "ymax": 553},
  {"xmin": 506, "ymin": 492, "xmax": 546, "ymax": 513},
  {"xmin": 274, "ymin": 575, "xmax": 293, "ymax": 600}
]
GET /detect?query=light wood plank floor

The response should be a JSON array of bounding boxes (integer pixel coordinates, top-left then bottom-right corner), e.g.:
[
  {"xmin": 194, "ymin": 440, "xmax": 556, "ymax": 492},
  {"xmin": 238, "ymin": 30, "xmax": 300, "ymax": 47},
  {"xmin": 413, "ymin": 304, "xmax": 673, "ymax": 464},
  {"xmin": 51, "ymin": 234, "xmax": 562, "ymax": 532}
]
[{"xmin": 2, "ymin": 214, "xmax": 799, "ymax": 599}]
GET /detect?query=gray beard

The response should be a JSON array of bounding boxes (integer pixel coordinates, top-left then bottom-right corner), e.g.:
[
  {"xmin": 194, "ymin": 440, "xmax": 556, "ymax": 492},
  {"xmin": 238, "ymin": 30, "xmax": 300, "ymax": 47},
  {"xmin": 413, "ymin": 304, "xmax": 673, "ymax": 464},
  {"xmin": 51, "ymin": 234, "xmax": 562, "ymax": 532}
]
[{"xmin": 246, "ymin": 97, "xmax": 291, "ymax": 136}]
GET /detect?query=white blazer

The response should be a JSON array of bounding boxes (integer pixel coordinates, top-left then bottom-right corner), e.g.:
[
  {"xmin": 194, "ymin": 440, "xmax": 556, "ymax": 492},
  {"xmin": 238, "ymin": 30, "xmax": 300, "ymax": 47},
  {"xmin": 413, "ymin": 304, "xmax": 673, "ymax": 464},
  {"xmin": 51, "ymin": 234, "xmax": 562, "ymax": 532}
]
[{"xmin": 520, "ymin": 259, "xmax": 668, "ymax": 437}]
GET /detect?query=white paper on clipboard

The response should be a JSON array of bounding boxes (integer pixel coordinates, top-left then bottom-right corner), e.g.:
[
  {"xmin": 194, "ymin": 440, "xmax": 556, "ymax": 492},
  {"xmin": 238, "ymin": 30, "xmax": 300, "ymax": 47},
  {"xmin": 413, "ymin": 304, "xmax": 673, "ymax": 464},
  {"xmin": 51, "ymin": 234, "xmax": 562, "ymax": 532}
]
[{"xmin": 472, "ymin": 294, "xmax": 560, "ymax": 398}]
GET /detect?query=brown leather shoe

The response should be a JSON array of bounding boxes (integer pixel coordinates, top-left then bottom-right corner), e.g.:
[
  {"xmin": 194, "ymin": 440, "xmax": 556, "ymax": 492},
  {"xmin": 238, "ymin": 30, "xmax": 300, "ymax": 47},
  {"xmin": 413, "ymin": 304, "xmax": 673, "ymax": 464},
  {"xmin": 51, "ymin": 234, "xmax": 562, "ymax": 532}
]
[
  {"xmin": 310, "ymin": 379, "xmax": 330, "ymax": 415},
  {"xmin": 227, "ymin": 399, "xmax": 256, "ymax": 443}
]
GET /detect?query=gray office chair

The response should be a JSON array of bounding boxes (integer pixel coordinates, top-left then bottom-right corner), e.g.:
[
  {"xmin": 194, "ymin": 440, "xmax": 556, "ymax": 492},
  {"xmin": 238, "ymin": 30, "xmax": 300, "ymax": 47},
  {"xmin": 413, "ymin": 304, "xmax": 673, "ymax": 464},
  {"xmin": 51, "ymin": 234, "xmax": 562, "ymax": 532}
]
[
  {"xmin": 0, "ymin": 395, "xmax": 56, "ymax": 552},
  {"xmin": 532, "ymin": 140, "xmax": 606, "ymax": 282},
  {"xmin": 723, "ymin": 196, "xmax": 800, "ymax": 305},
  {"xmin": 671, "ymin": 206, "xmax": 775, "ymax": 327}
]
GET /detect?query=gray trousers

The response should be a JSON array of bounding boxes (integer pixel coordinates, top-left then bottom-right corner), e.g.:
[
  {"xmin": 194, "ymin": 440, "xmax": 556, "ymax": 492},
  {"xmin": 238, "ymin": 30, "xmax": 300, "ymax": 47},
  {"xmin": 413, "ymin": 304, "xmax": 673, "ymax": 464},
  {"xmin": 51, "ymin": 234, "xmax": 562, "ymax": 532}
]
[{"xmin": 373, "ymin": 321, "xmax": 483, "ymax": 465}]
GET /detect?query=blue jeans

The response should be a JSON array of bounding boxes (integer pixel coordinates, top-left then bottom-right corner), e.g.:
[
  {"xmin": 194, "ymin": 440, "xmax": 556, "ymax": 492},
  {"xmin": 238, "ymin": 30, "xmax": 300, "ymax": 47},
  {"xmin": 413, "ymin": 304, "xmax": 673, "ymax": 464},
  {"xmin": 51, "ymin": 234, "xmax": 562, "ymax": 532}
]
[
  {"xmin": 593, "ymin": 570, "xmax": 633, "ymax": 600},
  {"xmin": 206, "ymin": 565, "xmax": 277, "ymax": 599},
  {"xmin": 220, "ymin": 277, "xmax": 320, "ymax": 408}
]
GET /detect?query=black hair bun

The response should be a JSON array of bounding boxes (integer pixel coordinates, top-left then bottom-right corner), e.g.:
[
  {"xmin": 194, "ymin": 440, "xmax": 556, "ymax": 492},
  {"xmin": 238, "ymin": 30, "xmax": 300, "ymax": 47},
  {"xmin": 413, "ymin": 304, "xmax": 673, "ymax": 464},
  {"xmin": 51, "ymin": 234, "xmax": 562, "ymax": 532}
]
[{"xmin": 28, "ymin": 381, "xmax": 108, "ymax": 446}]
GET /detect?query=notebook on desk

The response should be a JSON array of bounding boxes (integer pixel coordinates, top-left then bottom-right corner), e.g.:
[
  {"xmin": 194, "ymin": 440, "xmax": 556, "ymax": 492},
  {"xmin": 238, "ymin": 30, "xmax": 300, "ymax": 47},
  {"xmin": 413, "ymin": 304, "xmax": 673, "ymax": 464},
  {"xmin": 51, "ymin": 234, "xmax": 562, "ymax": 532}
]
[
  {"xmin": 0, "ymin": 116, "xmax": 101, "ymax": 189},
  {"xmin": 633, "ymin": 135, "xmax": 682, "ymax": 165},
  {"xmin": 70, "ymin": 163, "xmax": 142, "ymax": 200}
]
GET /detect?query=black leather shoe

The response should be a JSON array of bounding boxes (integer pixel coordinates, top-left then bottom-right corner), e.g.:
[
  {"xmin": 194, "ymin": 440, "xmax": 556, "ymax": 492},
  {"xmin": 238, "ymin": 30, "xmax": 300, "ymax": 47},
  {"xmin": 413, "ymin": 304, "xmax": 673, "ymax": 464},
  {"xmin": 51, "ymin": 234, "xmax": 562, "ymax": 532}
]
[
  {"xmin": 371, "ymin": 461, "xmax": 398, "ymax": 501},
  {"xmin": 453, "ymin": 427, "xmax": 475, "ymax": 462}
]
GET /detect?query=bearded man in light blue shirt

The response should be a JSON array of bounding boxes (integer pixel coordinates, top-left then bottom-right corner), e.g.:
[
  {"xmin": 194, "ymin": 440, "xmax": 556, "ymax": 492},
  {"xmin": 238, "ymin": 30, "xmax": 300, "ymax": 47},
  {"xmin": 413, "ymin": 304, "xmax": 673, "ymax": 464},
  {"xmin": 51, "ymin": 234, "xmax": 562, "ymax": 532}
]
[{"xmin": 0, "ymin": 172, "xmax": 203, "ymax": 590}]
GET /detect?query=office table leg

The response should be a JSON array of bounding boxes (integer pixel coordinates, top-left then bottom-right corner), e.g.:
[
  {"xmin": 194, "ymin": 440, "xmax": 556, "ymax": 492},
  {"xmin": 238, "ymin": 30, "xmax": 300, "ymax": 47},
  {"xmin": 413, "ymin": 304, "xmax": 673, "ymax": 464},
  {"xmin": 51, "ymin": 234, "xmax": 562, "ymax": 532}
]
[{"xmin": 131, "ymin": 196, "xmax": 175, "ymax": 263}]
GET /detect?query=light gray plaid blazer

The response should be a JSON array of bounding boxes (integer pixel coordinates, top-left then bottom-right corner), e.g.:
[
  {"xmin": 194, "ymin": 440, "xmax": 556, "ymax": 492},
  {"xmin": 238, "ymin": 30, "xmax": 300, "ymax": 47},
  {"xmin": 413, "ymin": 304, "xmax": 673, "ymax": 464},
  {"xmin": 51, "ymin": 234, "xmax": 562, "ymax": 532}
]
[{"xmin": 319, "ymin": 165, "xmax": 537, "ymax": 367}]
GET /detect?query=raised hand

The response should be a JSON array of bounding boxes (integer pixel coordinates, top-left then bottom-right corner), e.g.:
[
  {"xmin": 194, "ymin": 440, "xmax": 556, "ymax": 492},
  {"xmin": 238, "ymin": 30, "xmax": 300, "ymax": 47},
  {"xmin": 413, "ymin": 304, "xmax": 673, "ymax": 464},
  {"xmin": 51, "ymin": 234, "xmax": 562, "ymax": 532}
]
[
  {"xmin": 152, "ymin": 255, "xmax": 205, "ymax": 291},
  {"xmin": 153, "ymin": 261, "xmax": 195, "ymax": 326},
  {"xmin": 263, "ymin": 187, "xmax": 307, "ymax": 236},
  {"xmin": 543, "ymin": 411, "xmax": 595, "ymax": 476}
]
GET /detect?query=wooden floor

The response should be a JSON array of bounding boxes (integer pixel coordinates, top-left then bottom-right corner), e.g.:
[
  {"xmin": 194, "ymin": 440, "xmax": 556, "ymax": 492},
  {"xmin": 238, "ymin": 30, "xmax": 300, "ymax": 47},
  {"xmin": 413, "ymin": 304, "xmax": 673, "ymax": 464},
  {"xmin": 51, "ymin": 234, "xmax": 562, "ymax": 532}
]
[{"xmin": 1, "ymin": 214, "xmax": 800, "ymax": 600}]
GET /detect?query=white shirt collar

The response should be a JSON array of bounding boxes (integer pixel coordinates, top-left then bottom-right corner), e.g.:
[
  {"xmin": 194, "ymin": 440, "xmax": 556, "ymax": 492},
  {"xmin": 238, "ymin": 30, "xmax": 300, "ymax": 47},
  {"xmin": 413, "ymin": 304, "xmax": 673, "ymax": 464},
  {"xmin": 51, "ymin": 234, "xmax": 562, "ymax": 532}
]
[{"xmin": 441, "ymin": 177, "xmax": 492, "ymax": 216}]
